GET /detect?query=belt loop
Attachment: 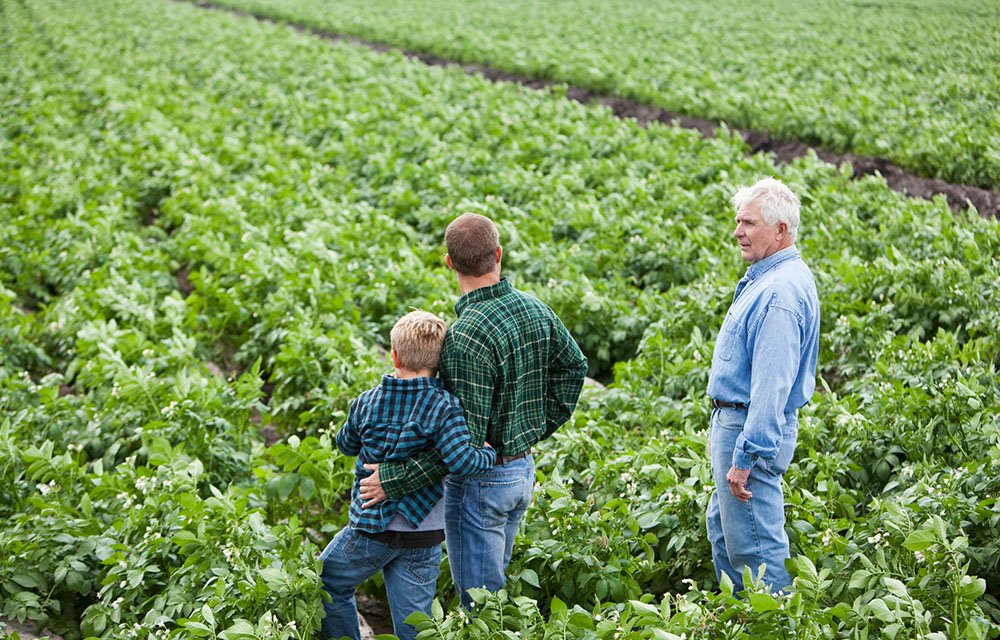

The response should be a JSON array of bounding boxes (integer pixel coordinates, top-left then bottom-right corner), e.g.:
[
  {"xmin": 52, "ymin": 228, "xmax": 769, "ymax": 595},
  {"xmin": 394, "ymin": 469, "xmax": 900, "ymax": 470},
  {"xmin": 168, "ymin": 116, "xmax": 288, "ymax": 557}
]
[{"xmin": 710, "ymin": 398, "xmax": 747, "ymax": 410}]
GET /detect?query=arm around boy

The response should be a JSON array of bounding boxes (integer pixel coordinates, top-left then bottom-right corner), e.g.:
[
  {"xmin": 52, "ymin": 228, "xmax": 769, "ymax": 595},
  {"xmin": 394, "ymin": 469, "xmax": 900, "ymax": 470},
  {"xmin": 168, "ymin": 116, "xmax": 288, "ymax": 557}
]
[
  {"xmin": 361, "ymin": 213, "xmax": 588, "ymax": 609},
  {"xmin": 319, "ymin": 311, "xmax": 494, "ymax": 640}
]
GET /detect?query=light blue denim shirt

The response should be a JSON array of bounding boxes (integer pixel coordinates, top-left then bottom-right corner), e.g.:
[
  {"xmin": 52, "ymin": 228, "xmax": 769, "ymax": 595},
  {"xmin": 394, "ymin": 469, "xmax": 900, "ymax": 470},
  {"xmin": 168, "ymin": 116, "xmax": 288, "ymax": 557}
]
[{"xmin": 707, "ymin": 246, "xmax": 820, "ymax": 470}]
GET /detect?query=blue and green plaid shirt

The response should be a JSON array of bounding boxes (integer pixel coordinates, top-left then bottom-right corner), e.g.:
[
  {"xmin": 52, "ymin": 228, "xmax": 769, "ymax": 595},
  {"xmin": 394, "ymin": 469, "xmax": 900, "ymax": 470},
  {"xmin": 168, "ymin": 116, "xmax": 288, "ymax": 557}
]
[{"xmin": 337, "ymin": 375, "xmax": 495, "ymax": 533}]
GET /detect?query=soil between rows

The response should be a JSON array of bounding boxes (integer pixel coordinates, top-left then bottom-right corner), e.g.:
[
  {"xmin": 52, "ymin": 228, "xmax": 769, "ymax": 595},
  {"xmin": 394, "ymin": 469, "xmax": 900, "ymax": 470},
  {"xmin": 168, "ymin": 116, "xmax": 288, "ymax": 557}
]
[{"xmin": 180, "ymin": 0, "xmax": 1000, "ymax": 221}]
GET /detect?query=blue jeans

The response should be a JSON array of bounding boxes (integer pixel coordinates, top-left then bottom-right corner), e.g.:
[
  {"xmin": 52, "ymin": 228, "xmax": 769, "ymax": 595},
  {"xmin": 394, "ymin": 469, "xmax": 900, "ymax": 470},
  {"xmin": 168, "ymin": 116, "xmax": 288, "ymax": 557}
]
[
  {"xmin": 318, "ymin": 527, "xmax": 441, "ymax": 640},
  {"xmin": 706, "ymin": 407, "xmax": 797, "ymax": 594},
  {"xmin": 444, "ymin": 453, "xmax": 535, "ymax": 609}
]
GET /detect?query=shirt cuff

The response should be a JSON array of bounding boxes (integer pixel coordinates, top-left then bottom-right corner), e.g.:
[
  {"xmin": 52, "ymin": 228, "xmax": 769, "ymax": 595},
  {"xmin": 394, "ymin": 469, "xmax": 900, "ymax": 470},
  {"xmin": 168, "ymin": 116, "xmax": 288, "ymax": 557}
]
[
  {"xmin": 731, "ymin": 432, "xmax": 759, "ymax": 469},
  {"xmin": 378, "ymin": 462, "xmax": 407, "ymax": 501},
  {"xmin": 732, "ymin": 451, "xmax": 757, "ymax": 470}
]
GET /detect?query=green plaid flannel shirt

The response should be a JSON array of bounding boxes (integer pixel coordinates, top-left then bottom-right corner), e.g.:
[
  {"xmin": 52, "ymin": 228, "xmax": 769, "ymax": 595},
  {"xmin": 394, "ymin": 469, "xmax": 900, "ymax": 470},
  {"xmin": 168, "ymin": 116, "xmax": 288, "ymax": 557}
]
[{"xmin": 380, "ymin": 278, "xmax": 588, "ymax": 500}]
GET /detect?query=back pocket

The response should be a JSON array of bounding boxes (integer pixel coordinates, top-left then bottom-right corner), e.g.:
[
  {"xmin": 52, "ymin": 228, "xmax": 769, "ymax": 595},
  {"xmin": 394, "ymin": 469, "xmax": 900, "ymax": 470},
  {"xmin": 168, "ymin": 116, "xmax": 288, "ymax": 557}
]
[{"xmin": 479, "ymin": 478, "xmax": 529, "ymax": 528}]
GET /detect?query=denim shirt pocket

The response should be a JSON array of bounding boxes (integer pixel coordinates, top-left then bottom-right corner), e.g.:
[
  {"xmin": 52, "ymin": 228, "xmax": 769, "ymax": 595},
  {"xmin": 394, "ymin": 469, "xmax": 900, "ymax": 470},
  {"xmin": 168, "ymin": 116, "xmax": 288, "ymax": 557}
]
[{"xmin": 714, "ymin": 312, "xmax": 742, "ymax": 363}]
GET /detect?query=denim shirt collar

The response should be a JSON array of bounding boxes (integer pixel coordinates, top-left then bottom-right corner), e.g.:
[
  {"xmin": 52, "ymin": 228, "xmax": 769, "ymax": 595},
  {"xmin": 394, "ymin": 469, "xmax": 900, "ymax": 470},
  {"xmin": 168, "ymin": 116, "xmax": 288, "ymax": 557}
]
[
  {"xmin": 745, "ymin": 246, "xmax": 800, "ymax": 282},
  {"xmin": 455, "ymin": 277, "xmax": 513, "ymax": 316},
  {"xmin": 380, "ymin": 374, "xmax": 443, "ymax": 391}
]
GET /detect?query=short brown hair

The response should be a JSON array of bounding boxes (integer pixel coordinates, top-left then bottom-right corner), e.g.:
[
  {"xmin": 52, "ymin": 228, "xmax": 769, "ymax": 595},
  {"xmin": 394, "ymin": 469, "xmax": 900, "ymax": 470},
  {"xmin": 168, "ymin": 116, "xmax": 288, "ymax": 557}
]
[
  {"xmin": 445, "ymin": 213, "xmax": 500, "ymax": 276},
  {"xmin": 390, "ymin": 311, "xmax": 448, "ymax": 372}
]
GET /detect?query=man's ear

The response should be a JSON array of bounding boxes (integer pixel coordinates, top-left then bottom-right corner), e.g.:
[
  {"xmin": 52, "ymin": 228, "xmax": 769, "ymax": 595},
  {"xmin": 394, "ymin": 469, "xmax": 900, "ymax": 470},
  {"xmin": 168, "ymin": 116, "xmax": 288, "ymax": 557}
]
[
  {"xmin": 495, "ymin": 245, "xmax": 503, "ymax": 265},
  {"xmin": 776, "ymin": 222, "xmax": 788, "ymax": 241},
  {"xmin": 445, "ymin": 254, "xmax": 454, "ymax": 271},
  {"xmin": 390, "ymin": 349, "xmax": 401, "ymax": 369}
]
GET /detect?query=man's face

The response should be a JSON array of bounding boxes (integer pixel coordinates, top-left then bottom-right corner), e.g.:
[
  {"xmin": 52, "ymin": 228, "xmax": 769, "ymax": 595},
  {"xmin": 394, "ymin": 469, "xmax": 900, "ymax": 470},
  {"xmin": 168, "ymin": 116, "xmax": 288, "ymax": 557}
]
[{"xmin": 733, "ymin": 202, "xmax": 784, "ymax": 264}]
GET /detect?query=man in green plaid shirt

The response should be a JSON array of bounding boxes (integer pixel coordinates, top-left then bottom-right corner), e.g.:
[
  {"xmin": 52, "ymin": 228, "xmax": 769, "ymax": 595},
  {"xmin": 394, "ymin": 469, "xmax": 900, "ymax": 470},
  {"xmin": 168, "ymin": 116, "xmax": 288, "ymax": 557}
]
[{"xmin": 360, "ymin": 212, "xmax": 587, "ymax": 608}]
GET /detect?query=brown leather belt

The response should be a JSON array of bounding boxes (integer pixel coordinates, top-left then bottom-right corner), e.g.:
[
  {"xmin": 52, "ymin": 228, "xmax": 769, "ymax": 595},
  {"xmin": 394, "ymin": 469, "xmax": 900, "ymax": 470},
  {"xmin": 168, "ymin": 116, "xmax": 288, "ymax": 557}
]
[
  {"xmin": 495, "ymin": 449, "xmax": 531, "ymax": 466},
  {"xmin": 711, "ymin": 398, "xmax": 747, "ymax": 409}
]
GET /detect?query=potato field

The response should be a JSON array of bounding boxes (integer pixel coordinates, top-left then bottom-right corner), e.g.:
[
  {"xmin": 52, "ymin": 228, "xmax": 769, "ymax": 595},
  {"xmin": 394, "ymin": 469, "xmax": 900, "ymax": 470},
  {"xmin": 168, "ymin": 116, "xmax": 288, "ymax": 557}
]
[{"xmin": 2, "ymin": 0, "xmax": 999, "ymax": 639}]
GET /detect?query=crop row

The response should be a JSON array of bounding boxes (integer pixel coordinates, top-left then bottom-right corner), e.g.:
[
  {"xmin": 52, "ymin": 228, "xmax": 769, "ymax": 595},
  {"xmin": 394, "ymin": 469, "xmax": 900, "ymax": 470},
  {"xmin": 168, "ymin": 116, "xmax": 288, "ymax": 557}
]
[
  {"xmin": 1, "ymin": 0, "xmax": 999, "ymax": 638},
  {"xmin": 209, "ymin": 0, "xmax": 1000, "ymax": 192}
]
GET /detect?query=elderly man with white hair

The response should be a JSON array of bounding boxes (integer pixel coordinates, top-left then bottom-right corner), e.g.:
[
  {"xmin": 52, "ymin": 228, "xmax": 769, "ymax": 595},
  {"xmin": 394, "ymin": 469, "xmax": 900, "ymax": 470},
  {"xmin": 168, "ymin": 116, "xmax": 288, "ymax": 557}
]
[{"xmin": 705, "ymin": 177, "xmax": 820, "ymax": 594}]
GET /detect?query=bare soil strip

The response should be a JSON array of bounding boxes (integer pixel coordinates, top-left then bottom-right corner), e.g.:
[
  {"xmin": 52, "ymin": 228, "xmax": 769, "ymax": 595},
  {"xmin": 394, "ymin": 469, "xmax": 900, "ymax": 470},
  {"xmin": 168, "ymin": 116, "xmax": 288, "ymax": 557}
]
[
  {"xmin": 180, "ymin": 0, "xmax": 1000, "ymax": 220},
  {"xmin": 0, "ymin": 616, "xmax": 64, "ymax": 640}
]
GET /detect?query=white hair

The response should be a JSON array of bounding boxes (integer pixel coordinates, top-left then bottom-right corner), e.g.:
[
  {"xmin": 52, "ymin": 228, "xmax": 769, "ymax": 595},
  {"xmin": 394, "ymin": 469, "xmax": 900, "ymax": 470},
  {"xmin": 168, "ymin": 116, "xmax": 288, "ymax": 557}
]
[{"xmin": 731, "ymin": 177, "xmax": 801, "ymax": 241}]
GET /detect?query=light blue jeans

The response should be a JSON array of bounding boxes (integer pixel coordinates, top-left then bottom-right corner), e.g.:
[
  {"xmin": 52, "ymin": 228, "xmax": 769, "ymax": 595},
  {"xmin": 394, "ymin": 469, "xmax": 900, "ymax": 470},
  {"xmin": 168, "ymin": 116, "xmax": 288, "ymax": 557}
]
[
  {"xmin": 706, "ymin": 407, "xmax": 797, "ymax": 594},
  {"xmin": 444, "ymin": 453, "xmax": 535, "ymax": 609},
  {"xmin": 318, "ymin": 527, "xmax": 441, "ymax": 640}
]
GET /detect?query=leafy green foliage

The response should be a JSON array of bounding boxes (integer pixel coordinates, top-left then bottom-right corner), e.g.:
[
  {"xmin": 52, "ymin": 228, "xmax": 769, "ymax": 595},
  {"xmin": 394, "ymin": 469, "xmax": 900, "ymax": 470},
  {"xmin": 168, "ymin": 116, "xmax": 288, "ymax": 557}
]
[{"xmin": 1, "ymin": 0, "xmax": 999, "ymax": 638}]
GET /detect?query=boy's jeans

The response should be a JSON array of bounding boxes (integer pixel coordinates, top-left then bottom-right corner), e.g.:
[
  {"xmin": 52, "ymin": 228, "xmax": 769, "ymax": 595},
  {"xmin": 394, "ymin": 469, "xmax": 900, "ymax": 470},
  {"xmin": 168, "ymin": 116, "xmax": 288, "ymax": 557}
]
[
  {"xmin": 444, "ymin": 453, "xmax": 535, "ymax": 609},
  {"xmin": 318, "ymin": 527, "xmax": 441, "ymax": 640},
  {"xmin": 706, "ymin": 406, "xmax": 797, "ymax": 594}
]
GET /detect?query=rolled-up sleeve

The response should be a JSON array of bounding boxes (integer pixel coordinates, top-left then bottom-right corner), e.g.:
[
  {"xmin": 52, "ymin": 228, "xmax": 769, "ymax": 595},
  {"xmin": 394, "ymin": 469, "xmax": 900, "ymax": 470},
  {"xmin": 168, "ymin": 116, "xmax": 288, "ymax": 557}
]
[
  {"xmin": 732, "ymin": 305, "xmax": 801, "ymax": 469},
  {"xmin": 543, "ymin": 321, "xmax": 588, "ymax": 437}
]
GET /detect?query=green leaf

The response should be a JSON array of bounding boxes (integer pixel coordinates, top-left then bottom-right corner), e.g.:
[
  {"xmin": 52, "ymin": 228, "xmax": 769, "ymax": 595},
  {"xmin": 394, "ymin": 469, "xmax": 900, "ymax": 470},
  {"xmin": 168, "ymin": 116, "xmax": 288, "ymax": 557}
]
[
  {"xmin": 635, "ymin": 511, "xmax": 660, "ymax": 529},
  {"xmin": 882, "ymin": 577, "xmax": 908, "ymax": 599},
  {"xmin": 202, "ymin": 604, "xmax": 216, "ymax": 628},
  {"xmin": 519, "ymin": 568, "xmax": 539, "ymax": 588},
  {"xmin": 220, "ymin": 620, "xmax": 255, "ymax": 639},
  {"xmin": 404, "ymin": 611, "xmax": 432, "ymax": 625},
  {"xmin": 127, "ymin": 568, "xmax": 145, "ymax": 588},
  {"xmin": 89, "ymin": 612, "xmax": 108, "ymax": 636},
  {"xmin": 595, "ymin": 577, "xmax": 608, "ymax": 600},
  {"xmin": 932, "ymin": 515, "xmax": 948, "ymax": 541},
  {"xmin": 719, "ymin": 570, "xmax": 735, "ymax": 596},
  {"xmin": 865, "ymin": 598, "xmax": 895, "ymax": 623},
  {"xmin": 628, "ymin": 600, "xmax": 660, "ymax": 616},
  {"xmin": 545, "ymin": 483, "xmax": 570, "ymax": 499},
  {"xmin": 276, "ymin": 473, "xmax": 297, "ymax": 500},
  {"xmin": 186, "ymin": 458, "xmax": 204, "ymax": 480},
  {"xmin": 467, "ymin": 588, "xmax": 490, "ymax": 604},
  {"xmin": 569, "ymin": 612, "xmax": 594, "ymax": 629},
  {"xmin": 66, "ymin": 571, "xmax": 84, "ymax": 591},
  {"xmin": 173, "ymin": 530, "xmax": 198, "ymax": 546},
  {"xmin": 902, "ymin": 529, "xmax": 937, "ymax": 551},
  {"xmin": 298, "ymin": 476, "xmax": 316, "ymax": 500},
  {"xmin": 829, "ymin": 602, "xmax": 853, "ymax": 620},
  {"xmin": 12, "ymin": 574, "xmax": 38, "ymax": 589},
  {"xmin": 791, "ymin": 555, "xmax": 818, "ymax": 580},
  {"xmin": 959, "ymin": 576, "xmax": 986, "ymax": 600},
  {"xmin": 749, "ymin": 592, "xmax": 779, "ymax": 612},
  {"xmin": 183, "ymin": 621, "xmax": 211, "ymax": 637},
  {"xmin": 596, "ymin": 619, "xmax": 617, "ymax": 635},
  {"xmin": 550, "ymin": 596, "xmax": 567, "ymax": 618}
]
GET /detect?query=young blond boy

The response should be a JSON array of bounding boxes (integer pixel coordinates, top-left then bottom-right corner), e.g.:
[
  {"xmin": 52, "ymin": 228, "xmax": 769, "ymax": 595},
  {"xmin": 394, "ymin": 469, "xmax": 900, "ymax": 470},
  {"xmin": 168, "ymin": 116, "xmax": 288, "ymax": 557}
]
[{"xmin": 318, "ymin": 311, "xmax": 494, "ymax": 640}]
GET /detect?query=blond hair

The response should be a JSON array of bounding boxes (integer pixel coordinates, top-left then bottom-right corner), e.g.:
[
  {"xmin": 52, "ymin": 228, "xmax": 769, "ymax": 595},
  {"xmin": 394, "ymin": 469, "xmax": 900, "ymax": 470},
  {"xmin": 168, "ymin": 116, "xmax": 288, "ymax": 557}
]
[
  {"xmin": 445, "ymin": 213, "xmax": 500, "ymax": 276},
  {"xmin": 390, "ymin": 310, "xmax": 448, "ymax": 372}
]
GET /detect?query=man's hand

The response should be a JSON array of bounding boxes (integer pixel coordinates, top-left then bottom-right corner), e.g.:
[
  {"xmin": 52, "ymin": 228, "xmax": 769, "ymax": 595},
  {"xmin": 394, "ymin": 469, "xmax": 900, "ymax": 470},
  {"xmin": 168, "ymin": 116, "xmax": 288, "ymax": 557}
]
[
  {"xmin": 726, "ymin": 465, "xmax": 752, "ymax": 503},
  {"xmin": 359, "ymin": 463, "xmax": 387, "ymax": 507}
]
